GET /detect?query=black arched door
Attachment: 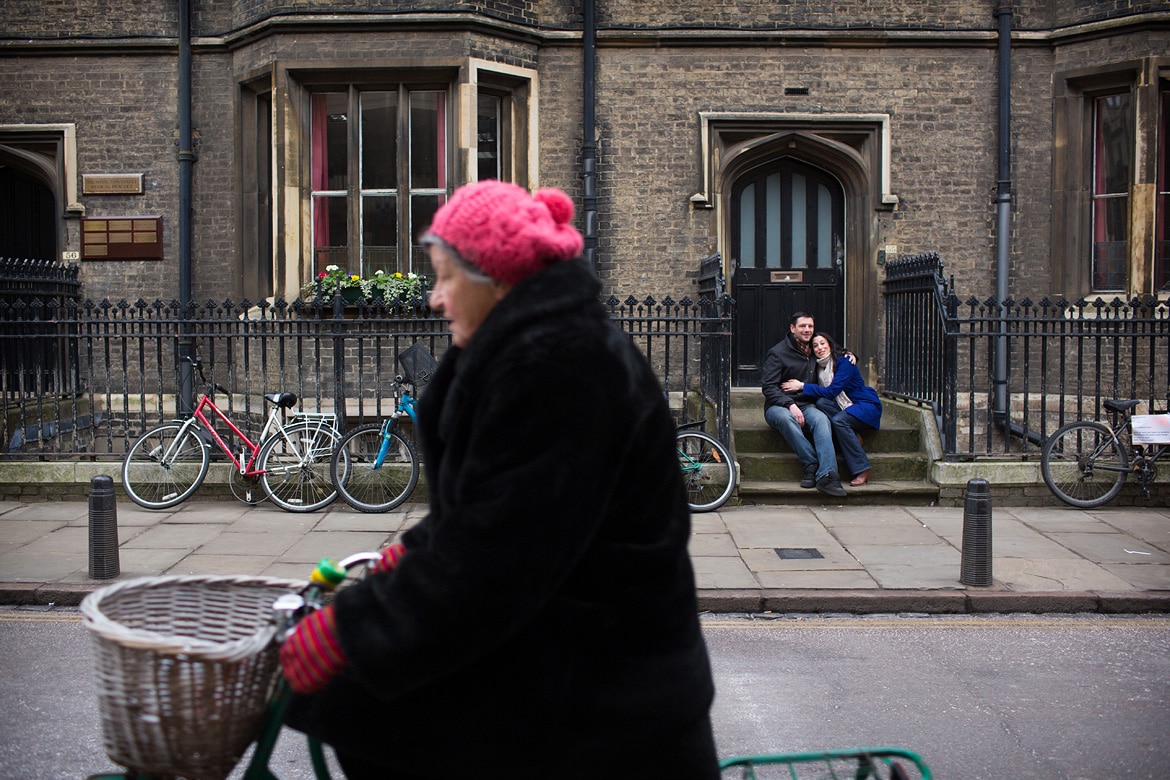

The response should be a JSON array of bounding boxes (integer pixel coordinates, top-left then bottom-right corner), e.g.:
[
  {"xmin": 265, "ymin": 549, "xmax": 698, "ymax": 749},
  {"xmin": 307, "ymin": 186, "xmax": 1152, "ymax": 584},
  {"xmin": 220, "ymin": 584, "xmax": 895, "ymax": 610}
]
[
  {"xmin": 0, "ymin": 166, "xmax": 56, "ymax": 260},
  {"xmin": 730, "ymin": 159, "xmax": 845, "ymax": 385}
]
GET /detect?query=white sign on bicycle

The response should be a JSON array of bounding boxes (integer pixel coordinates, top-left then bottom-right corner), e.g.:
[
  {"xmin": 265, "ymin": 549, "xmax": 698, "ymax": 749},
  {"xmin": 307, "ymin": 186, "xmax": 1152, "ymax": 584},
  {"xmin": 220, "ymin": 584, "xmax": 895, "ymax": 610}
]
[{"xmin": 1131, "ymin": 414, "xmax": 1170, "ymax": 444}]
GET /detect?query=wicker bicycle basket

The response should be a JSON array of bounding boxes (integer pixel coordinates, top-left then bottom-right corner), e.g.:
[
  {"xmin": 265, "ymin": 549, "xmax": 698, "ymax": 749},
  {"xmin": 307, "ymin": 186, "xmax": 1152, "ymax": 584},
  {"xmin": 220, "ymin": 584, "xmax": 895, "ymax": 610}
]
[{"xmin": 80, "ymin": 574, "xmax": 306, "ymax": 780}]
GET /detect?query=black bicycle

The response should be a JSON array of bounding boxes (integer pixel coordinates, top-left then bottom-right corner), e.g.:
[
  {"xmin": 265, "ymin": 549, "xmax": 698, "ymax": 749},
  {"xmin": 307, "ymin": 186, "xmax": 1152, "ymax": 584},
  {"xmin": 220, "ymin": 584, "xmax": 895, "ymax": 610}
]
[{"xmin": 1040, "ymin": 399, "xmax": 1169, "ymax": 508}]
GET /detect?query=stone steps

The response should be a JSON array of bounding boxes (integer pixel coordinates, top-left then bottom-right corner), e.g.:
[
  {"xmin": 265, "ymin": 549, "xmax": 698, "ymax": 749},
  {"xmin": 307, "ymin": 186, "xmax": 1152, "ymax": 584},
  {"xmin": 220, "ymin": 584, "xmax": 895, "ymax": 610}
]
[{"xmin": 727, "ymin": 388, "xmax": 941, "ymax": 506}]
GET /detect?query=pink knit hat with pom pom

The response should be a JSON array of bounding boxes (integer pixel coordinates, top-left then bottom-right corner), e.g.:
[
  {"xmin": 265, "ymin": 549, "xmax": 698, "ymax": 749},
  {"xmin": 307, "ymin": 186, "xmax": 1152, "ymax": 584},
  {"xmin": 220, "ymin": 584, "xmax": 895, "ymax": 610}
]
[{"xmin": 424, "ymin": 180, "xmax": 584, "ymax": 286}]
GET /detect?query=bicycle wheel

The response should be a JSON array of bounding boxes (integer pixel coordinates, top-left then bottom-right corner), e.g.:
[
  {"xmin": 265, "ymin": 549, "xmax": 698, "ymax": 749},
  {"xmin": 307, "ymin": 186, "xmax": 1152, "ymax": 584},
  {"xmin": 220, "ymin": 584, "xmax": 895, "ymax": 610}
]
[
  {"xmin": 257, "ymin": 422, "xmax": 341, "ymax": 512},
  {"xmin": 121, "ymin": 422, "xmax": 209, "ymax": 509},
  {"xmin": 677, "ymin": 430, "xmax": 736, "ymax": 512},
  {"xmin": 1041, "ymin": 420, "xmax": 1128, "ymax": 508},
  {"xmin": 330, "ymin": 423, "xmax": 420, "ymax": 513}
]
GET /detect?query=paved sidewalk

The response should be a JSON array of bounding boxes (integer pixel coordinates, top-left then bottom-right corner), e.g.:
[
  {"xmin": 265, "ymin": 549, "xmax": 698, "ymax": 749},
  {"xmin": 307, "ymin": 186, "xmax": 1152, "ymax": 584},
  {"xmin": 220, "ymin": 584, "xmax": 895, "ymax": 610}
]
[{"xmin": 1, "ymin": 498, "xmax": 1168, "ymax": 612}]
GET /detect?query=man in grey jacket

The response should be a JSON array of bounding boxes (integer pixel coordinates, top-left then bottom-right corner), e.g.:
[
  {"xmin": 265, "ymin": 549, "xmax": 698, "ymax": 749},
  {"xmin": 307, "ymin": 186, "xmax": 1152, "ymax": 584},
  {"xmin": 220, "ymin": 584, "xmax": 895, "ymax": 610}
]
[{"xmin": 760, "ymin": 312, "xmax": 848, "ymax": 497}]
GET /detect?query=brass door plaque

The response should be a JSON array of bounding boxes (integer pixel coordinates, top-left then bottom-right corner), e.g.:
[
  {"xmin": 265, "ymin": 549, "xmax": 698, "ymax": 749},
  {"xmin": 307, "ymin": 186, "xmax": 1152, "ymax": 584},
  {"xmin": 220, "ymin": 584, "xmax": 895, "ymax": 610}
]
[
  {"xmin": 82, "ymin": 174, "xmax": 144, "ymax": 195},
  {"xmin": 770, "ymin": 271, "xmax": 803, "ymax": 283},
  {"xmin": 81, "ymin": 216, "xmax": 163, "ymax": 260}
]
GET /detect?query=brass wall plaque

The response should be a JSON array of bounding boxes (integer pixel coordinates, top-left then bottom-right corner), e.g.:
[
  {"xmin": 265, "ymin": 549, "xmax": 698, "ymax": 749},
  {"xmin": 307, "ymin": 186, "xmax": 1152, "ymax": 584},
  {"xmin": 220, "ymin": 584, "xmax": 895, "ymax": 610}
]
[
  {"xmin": 81, "ymin": 216, "xmax": 163, "ymax": 260},
  {"xmin": 770, "ymin": 270, "xmax": 803, "ymax": 283},
  {"xmin": 82, "ymin": 174, "xmax": 144, "ymax": 195}
]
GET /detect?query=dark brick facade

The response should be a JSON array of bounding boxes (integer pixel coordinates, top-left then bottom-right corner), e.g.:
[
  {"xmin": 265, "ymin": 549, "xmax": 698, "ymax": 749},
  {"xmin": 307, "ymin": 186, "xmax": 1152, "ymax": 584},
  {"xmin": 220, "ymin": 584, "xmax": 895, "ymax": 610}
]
[{"xmin": 1, "ymin": 1, "xmax": 1166, "ymax": 370}]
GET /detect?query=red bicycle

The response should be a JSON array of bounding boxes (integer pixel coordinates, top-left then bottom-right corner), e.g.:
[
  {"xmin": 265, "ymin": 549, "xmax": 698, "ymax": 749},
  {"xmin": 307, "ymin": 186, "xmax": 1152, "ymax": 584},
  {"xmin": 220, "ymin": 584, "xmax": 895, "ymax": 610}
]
[{"xmin": 121, "ymin": 356, "xmax": 342, "ymax": 512}]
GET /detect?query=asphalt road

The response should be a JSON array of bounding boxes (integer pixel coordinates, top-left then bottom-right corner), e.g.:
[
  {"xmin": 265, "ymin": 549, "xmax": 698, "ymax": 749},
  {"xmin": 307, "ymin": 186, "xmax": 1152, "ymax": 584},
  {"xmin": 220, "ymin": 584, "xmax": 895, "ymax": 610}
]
[{"xmin": 1, "ymin": 609, "xmax": 1167, "ymax": 779}]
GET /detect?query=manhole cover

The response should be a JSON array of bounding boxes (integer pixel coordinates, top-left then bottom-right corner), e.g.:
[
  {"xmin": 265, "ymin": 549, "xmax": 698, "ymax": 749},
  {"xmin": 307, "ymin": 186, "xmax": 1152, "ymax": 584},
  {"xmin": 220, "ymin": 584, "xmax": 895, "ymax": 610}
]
[{"xmin": 774, "ymin": 547, "xmax": 823, "ymax": 560}]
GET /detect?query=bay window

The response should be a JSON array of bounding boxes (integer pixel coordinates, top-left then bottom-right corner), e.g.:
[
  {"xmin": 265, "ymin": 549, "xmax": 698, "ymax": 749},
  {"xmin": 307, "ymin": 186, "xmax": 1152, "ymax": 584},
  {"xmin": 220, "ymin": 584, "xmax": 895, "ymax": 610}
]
[
  {"xmin": 1052, "ymin": 61, "xmax": 1170, "ymax": 297},
  {"xmin": 310, "ymin": 85, "xmax": 447, "ymax": 281}
]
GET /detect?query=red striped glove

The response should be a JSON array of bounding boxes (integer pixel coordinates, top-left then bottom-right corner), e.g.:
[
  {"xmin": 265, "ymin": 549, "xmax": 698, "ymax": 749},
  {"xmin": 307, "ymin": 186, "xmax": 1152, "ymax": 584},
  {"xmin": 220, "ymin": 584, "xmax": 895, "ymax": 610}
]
[
  {"xmin": 370, "ymin": 541, "xmax": 407, "ymax": 573},
  {"xmin": 280, "ymin": 605, "xmax": 346, "ymax": 694}
]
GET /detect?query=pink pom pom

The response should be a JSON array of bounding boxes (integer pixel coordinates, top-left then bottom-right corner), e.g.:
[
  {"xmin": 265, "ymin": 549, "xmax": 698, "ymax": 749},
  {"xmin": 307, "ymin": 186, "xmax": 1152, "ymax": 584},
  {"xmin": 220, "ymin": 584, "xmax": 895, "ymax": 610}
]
[{"xmin": 534, "ymin": 188, "xmax": 575, "ymax": 225}]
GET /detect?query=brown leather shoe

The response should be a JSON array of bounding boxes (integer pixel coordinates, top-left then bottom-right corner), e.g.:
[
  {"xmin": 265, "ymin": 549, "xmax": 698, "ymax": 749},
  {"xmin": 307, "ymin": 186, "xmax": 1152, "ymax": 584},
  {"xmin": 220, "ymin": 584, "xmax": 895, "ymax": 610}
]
[{"xmin": 849, "ymin": 469, "xmax": 871, "ymax": 487}]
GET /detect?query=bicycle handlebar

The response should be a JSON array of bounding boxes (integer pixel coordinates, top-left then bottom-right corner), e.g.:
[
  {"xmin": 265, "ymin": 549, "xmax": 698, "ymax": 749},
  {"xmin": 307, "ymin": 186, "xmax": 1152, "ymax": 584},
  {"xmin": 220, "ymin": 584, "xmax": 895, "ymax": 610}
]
[
  {"xmin": 184, "ymin": 354, "xmax": 209, "ymax": 385},
  {"xmin": 338, "ymin": 551, "xmax": 383, "ymax": 570},
  {"xmin": 183, "ymin": 355, "xmax": 233, "ymax": 395},
  {"xmin": 273, "ymin": 553, "xmax": 383, "ymax": 637}
]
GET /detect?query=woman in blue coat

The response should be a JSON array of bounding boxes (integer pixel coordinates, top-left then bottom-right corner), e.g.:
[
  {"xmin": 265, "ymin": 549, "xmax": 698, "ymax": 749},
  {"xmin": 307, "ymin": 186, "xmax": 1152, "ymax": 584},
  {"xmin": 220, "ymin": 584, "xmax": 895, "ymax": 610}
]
[{"xmin": 782, "ymin": 332, "xmax": 881, "ymax": 486}]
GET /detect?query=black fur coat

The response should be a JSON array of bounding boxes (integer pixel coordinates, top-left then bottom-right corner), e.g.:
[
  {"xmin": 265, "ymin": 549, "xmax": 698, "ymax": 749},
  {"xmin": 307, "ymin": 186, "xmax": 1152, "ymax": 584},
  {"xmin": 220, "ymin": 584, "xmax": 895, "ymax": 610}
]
[{"xmin": 286, "ymin": 259, "xmax": 717, "ymax": 778}]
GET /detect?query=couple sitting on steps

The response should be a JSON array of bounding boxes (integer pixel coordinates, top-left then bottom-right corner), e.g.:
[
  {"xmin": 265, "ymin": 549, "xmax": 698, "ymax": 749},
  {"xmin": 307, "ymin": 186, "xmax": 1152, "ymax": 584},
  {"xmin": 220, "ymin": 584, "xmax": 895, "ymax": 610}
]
[{"xmin": 761, "ymin": 311, "xmax": 882, "ymax": 498}]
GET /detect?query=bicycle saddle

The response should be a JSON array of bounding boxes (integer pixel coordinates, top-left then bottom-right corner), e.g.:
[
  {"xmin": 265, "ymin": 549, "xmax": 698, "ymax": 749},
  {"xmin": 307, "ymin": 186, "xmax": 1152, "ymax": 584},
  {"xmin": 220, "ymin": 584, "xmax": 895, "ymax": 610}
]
[
  {"xmin": 264, "ymin": 392, "xmax": 298, "ymax": 408},
  {"xmin": 1103, "ymin": 399, "xmax": 1141, "ymax": 413}
]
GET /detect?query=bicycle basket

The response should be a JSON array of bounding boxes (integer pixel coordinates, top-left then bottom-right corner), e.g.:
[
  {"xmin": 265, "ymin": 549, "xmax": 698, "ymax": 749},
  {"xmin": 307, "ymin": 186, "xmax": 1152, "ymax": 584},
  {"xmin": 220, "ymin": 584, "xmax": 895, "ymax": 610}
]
[
  {"xmin": 395, "ymin": 342, "xmax": 437, "ymax": 388},
  {"xmin": 80, "ymin": 574, "xmax": 306, "ymax": 780}
]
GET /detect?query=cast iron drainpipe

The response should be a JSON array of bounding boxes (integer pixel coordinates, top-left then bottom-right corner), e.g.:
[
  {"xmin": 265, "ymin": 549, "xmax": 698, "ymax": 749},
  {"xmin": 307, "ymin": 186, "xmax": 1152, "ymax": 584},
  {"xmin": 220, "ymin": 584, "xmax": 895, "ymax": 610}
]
[
  {"xmin": 582, "ymin": 0, "xmax": 598, "ymax": 269},
  {"xmin": 992, "ymin": 0, "xmax": 1012, "ymax": 432},
  {"xmin": 177, "ymin": 0, "xmax": 196, "ymax": 412}
]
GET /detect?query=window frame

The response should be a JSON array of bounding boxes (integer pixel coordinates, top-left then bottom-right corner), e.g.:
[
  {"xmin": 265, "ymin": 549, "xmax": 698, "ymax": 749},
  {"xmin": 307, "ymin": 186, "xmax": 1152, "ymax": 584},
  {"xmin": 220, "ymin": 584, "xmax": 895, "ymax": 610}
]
[
  {"xmin": 730, "ymin": 159, "xmax": 845, "ymax": 272},
  {"xmin": 471, "ymin": 65, "xmax": 533, "ymax": 186},
  {"xmin": 262, "ymin": 61, "xmax": 536, "ymax": 303},
  {"xmin": 1089, "ymin": 90, "xmax": 1134, "ymax": 292},
  {"xmin": 307, "ymin": 82, "xmax": 450, "ymax": 281},
  {"xmin": 1052, "ymin": 59, "xmax": 1169, "ymax": 298}
]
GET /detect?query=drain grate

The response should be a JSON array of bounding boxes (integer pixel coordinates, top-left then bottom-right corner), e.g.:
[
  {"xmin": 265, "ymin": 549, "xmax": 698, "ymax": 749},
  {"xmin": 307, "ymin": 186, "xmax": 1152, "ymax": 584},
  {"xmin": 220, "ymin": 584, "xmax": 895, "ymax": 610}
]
[{"xmin": 774, "ymin": 547, "xmax": 824, "ymax": 560}]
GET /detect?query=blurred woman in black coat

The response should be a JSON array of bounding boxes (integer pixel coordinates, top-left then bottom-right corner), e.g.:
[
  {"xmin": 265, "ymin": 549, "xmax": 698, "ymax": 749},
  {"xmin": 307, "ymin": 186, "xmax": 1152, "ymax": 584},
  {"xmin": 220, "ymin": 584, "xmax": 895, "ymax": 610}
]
[{"xmin": 281, "ymin": 181, "xmax": 719, "ymax": 779}]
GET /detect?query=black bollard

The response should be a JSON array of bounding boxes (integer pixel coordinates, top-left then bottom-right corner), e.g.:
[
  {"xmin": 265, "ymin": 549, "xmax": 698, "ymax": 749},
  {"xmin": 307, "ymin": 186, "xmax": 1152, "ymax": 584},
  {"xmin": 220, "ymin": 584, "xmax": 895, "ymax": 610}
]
[
  {"xmin": 88, "ymin": 474, "xmax": 120, "ymax": 580},
  {"xmin": 960, "ymin": 478, "xmax": 993, "ymax": 587}
]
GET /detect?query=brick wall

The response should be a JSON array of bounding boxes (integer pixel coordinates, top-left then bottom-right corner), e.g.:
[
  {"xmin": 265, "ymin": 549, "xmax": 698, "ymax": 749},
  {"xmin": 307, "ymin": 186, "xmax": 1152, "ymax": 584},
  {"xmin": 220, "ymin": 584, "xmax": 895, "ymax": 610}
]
[
  {"xmin": 0, "ymin": 52, "xmax": 180, "ymax": 298},
  {"xmin": 1, "ymin": 1, "xmax": 1166, "ymax": 309}
]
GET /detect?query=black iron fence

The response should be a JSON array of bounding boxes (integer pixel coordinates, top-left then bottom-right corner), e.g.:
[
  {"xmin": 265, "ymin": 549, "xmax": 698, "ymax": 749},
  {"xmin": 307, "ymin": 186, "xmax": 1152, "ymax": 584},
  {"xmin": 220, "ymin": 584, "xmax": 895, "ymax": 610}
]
[
  {"xmin": 883, "ymin": 253, "xmax": 1170, "ymax": 459},
  {"xmin": 1, "ymin": 284, "xmax": 733, "ymax": 459},
  {"xmin": 698, "ymin": 252, "xmax": 733, "ymax": 443},
  {"xmin": 1, "ymin": 257, "xmax": 83, "ymax": 400}
]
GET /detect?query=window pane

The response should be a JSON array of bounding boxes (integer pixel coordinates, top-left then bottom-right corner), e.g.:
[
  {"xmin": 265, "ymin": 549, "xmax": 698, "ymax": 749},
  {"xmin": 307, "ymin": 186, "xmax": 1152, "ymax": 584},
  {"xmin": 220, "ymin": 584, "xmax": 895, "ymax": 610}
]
[
  {"xmin": 411, "ymin": 194, "xmax": 443, "ymax": 277},
  {"xmin": 362, "ymin": 195, "xmax": 397, "ymax": 275},
  {"xmin": 1095, "ymin": 94, "xmax": 1132, "ymax": 195},
  {"xmin": 790, "ymin": 173, "xmax": 806, "ymax": 269},
  {"xmin": 738, "ymin": 183, "xmax": 755, "ymax": 268},
  {"xmin": 1093, "ymin": 198, "xmax": 1128, "ymax": 290},
  {"xmin": 1157, "ymin": 90, "xmax": 1169, "ymax": 290},
  {"xmin": 312, "ymin": 194, "xmax": 348, "ymax": 274},
  {"xmin": 1092, "ymin": 92, "xmax": 1132, "ymax": 290},
  {"xmin": 765, "ymin": 173, "xmax": 781, "ymax": 268},
  {"xmin": 361, "ymin": 91, "xmax": 397, "ymax": 190},
  {"xmin": 478, "ymin": 93, "xmax": 501, "ymax": 182},
  {"xmin": 311, "ymin": 93, "xmax": 348, "ymax": 191},
  {"xmin": 410, "ymin": 91, "xmax": 446, "ymax": 190},
  {"xmin": 817, "ymin": 183, "xmax": 833, "ymax": 268}
]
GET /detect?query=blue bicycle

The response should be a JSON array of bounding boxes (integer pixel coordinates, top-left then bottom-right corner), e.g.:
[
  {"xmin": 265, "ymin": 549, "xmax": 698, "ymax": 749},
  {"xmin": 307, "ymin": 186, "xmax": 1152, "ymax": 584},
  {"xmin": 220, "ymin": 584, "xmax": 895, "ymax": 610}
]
[
  {"xmin": 330, "ymin": 375, "xmax": 421, "ymax": 512},
  {"xmin": 330, "ymin": 345, "xmax": 435, "ymax": 513}
]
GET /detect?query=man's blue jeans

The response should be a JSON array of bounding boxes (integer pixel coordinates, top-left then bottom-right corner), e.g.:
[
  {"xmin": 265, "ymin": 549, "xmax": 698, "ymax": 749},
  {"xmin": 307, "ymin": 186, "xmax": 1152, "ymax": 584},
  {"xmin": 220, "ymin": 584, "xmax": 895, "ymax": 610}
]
[{"xmin": 764, "ymin": 403, "xmax": 837, "ymax": 479}]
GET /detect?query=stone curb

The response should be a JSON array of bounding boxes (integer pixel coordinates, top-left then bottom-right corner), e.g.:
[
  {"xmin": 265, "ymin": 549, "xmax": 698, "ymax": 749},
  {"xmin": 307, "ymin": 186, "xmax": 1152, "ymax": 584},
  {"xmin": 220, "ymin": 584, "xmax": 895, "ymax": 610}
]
[
  {"xmin": 7, "ymin": 583, "xmax": 1170, "ymax": 613},
  {"xmin": 695, "ymin": 588, "xmax": 1170, "ymax": 615},
  {"xmin": 0, "ymin": 582, "xmax": 98, "ymax": 607}
]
